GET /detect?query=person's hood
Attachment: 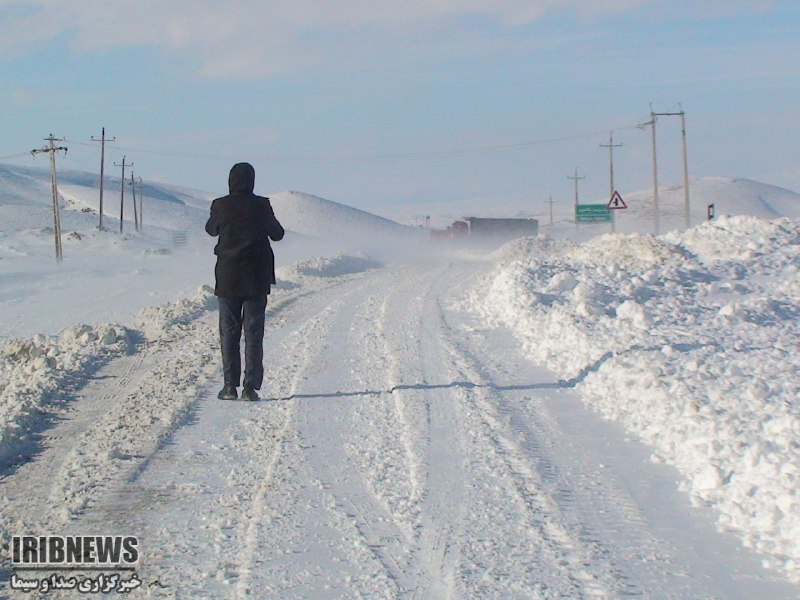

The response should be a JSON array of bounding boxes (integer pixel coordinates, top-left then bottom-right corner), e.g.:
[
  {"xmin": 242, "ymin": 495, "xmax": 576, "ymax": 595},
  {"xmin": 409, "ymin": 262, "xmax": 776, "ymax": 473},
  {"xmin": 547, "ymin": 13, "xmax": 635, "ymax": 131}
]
[{"xmin": 228, "ymin": 162, "xmax": 255, "ymax": 194}]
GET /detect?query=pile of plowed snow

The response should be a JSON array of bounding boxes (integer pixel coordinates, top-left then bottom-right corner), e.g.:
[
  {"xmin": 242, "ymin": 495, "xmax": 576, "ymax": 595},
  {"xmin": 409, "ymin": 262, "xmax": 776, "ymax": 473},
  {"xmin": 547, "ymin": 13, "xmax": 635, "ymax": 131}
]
[
  {"xmin": 277, "ymin": 253, "xmax": 381, "ymax": 284},
  {"xmin": 466, "ymin": 215, "xmax": 800, "ymax": 582},
  {"xmin": 0, "ymin": 323, "xmax": 131, "ymax": 465}
]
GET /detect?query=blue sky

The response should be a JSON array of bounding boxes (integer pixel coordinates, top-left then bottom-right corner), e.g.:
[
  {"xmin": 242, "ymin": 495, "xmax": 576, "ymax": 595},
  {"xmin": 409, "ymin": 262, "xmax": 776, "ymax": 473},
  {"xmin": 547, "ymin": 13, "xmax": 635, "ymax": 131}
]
[{"xmin": 1, "ymin": 0, "xmax": 798, "ymax": 223}]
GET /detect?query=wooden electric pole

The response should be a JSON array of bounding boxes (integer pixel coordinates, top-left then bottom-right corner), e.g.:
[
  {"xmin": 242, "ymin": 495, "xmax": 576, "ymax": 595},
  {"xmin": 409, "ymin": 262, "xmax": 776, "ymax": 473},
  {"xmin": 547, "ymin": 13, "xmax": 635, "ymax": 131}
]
[
  {"xmin": 568, "ymin": 167, "xmax": 585, "ymax": 208},
  {"xmin": 114, "ymin": 156, "xmax": 133, "ymax": 234},
  {"xmin": 31, "ymin": 135, "xmax": 68, "ymax": 263},
  {"xmin": 681, "ymin": 108, "xmax": 690, "ymax": 229},
  {"xmin": 568, "ymin": 168, "xmax": 585, "ymax": 235},
  {"xmin": 137, "ymin": 176, "xmax": 144, "ymax": 231},
  {"xmin": 650, "ymin": 109, "xmax": 659, "ymax": 235},
  {"xmin": 650, "ymin": 105, "xmax": 691, "ymax": 231},
  {"xmin": 545, "ymin": 193, "xmax": 555, "ymax": 226},
  {"xmin": 600, "ymin": 132, "xmax": 623, "ymax": 233},
  {"xmin": 130, "ymin": 171, "xmax": 139, "ymax": 232},
  {"xmin": 90, "ymin": 127, "xmax": 115, "ymax": 230}
]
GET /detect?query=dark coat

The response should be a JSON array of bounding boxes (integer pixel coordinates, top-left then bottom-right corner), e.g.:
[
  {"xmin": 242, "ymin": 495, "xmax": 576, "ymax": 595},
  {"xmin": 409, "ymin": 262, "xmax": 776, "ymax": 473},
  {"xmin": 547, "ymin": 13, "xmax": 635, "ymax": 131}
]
[{"xmin": 205, "ymin": 163, "xmax": 284, "ymax": 297}]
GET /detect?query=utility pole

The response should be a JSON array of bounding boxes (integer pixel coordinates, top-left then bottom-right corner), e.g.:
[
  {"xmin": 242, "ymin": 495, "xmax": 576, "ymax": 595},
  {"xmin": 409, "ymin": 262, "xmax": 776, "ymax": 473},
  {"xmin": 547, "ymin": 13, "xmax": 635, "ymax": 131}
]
[
  {"xmin": 90, "ymin": 127, "xmax": 115, "ymax": 230},
  {"xmin": 681, "ymin": 108, "xmax": 689, "ymax": 229},
  {"xmin": 130, "ymin": 171, "xmax": 139, "ymax": 232},
  {"xmin": 31, "ymin": 135, "xmax": 68, "ymax": 263},
  {"xmin": 647, "ymin": 107, "xmax": 659, "ymax": 235},
  {"xmin": 568, "ymin": 167, "xmax": 585, "ymax": 208},
  {"xmin": 651, "ymin": 105, "xmax": 691, "ymax": 231},
  {"xmin": 137, "ymin": 176, "xmax": 144, "ymax": 231},
  {"xmin": 114, "ymin": 156, "xmax": 133, "ymax": 234},
  {"xmin": 638, "ymin": 112, "xmax": 660, "ymax": 235},
  {"xmin": 568, "ymin": 168, "xmax": 585, "ymax": 235},
  {"xmin": 600, "ymin": 131, "xmax": 623, "ymax": 233},
  {"xmin": 545, "ymin": 193, "xmax": 556, "ymax": 226}
]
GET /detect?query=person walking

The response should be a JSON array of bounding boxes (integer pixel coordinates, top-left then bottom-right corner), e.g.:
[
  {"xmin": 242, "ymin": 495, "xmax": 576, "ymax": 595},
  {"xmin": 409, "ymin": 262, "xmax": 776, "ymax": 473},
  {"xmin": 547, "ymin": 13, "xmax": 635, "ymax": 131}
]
[{"xmin": 205, "ymin": 162, "xmax": 284, "ymax": 401}]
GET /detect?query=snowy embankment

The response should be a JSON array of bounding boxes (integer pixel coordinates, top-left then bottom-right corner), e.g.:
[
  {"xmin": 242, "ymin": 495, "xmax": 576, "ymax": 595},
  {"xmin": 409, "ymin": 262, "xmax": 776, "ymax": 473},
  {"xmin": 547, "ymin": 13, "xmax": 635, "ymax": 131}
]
[
  {"xmin": 0, "ymin": 324, "xmax": 131, "ymax": 464},
  {"xmin": 465, "ymin": 215, "xmax": 800, "ymax": 582}
]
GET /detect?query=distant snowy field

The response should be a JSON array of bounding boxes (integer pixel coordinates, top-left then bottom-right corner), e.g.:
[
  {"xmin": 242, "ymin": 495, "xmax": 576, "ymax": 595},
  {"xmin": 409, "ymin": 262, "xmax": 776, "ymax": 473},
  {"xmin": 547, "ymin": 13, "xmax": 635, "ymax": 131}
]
[{"xmin": 465, "ymin": 215, "xmax": 800, "ymax": 581}]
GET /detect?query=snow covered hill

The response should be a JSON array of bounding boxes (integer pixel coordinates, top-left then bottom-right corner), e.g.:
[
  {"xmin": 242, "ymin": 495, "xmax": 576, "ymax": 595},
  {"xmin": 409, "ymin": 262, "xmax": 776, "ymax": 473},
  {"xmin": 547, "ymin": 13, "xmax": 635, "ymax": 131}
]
[
  {"xmin": 617, "ymin": 175, "xmax": 800, "ymax": 230},
  {"xmin": 270, "ymin": 190, "xmax": 411, "ymax": 239},
  {"xmin": 0, "ymin": 164, "xmax": 415, "ymax": 244},
  {"xmin": 0, "ymin": 163, "xmax": 213, "ymax": 235},
  {"xmin": 547, "ymin": 175, "xmax": 800, "ymax": 239}
]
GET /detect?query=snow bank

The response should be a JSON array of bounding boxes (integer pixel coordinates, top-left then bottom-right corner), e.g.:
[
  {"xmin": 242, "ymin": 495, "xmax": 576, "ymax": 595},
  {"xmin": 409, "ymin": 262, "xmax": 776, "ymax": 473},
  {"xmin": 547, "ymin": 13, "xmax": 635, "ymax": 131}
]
[
  {"xmin": 0, "ymin": 323, "xmax": 130, "ymax": 464},
  {"xmin": 136, "ymin": 284, "xmax": 217, "ymax": 340},
  {"xmin": 466, "ymin": 215, "xmax": 800, "ymax": 582},
  {"xmin": 276, "ymin": 252, "xmax": 381, "ymax": 286},
  {"xmin": 0, "ymin": 284, "xmax": 219, "ymax": 465}
]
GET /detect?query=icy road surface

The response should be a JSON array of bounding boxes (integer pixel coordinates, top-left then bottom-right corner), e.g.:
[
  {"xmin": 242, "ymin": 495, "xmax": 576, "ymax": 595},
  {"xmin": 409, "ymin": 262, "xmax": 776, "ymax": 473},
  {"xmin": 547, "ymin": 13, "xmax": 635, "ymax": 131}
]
[{"xmin": 1, "ymin": 260, "xmax": 797, "ymax": 598}]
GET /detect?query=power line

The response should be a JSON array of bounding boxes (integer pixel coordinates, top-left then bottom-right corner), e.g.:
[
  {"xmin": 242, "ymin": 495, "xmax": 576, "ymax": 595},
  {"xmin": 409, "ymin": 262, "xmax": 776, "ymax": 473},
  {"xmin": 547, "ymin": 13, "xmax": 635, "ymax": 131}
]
[
  {"xmin": 0, "ymin": 152, "xmax": 33, "ymax": 161},
  {"xmin": 63, "ymin": 123, "xmax": 645, "ymax": 164}
]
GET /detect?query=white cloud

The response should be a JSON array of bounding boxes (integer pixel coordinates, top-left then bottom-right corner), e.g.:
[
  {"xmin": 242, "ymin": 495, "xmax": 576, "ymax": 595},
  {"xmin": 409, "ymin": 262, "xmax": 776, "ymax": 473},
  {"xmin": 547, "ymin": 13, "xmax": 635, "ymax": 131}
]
[
  {"xmin": 0, "ymin": 0, "xmax": 782, "ymax": 79},
  {"xmin": 0, "ymin": 0, "xmax": 650, "ymax": 77}
]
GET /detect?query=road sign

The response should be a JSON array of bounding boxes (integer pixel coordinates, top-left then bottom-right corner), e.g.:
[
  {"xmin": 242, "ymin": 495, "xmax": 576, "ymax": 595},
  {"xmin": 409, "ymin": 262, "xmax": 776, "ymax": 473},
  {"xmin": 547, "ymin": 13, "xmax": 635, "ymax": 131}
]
[
  {"xmin": 607, "ymin": 190, "xmax": 627, "ymax": 210},
  {"xmin": 576, "ymin": 204, "xmax": 612, "ymax": 223}
]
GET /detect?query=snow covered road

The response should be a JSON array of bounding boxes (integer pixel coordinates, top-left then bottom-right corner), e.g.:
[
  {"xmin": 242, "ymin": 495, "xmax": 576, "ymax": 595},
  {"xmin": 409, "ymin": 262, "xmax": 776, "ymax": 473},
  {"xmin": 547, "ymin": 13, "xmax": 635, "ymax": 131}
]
[{"xmin": 1, "ymin": 259, "xmax": 798, "ymax": 598}]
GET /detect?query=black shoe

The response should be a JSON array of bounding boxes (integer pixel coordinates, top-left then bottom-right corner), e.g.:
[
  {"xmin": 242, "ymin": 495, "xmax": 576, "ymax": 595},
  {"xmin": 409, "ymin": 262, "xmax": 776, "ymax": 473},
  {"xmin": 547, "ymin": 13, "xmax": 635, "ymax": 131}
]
[
  {"xmin": 217, "ymin": 385, "xmax": 237, "ymax": 400},
  {"xmin": 241, "ymin": 386, "xmax": 259, "ymax": 401}
]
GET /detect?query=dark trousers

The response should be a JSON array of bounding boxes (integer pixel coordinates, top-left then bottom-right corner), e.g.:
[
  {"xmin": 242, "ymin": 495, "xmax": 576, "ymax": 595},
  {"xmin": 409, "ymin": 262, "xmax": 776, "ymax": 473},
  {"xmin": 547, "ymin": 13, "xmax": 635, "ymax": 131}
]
[{"xmin": 218, "ymin": 295, "xmax": 268, "ymax": 390}]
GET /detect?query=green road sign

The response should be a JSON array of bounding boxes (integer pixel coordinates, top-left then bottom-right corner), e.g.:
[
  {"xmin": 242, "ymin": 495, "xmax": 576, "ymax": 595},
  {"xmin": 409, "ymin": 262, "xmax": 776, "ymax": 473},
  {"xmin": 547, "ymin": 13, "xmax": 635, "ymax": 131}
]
[{"xmin": 576, "ymin": 203, "xmax": 612, "ymax": 223}]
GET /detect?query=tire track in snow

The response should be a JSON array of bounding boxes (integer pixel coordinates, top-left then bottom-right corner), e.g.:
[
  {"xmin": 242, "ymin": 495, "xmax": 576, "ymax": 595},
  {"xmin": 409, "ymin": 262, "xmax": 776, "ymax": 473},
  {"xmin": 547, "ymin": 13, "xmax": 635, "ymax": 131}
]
[
  {"xmin": 377, "ymin": 288, "xmax": 428, "ymax": 519},
  {"xmin": 284, "ymin": 262, "xmax": 604, "ymax": 597},
  {"xmin": 54, "ymin": 322, "xmax": 219, "ymax": 522},
  {"xmin": 431, "ymin": 265, "xmax": 615, "ymax": 598},
  {"xmin": 0, "ymin": 342, "xmax": 151, "ymax": 527},
  {"xmin": 453, "ymin": 319, "xmax": 796, "ymax": 599},
  {"xmin": 290, "ymin": 271, "xmax": 420, "ymax": 595},
  {"xmin": 221, "ymin": 273, "xmax": 409, "ymax": 598},
  {"xmin": 403, "ymin": 279, "xmax": 469, "ymax": 599},
  {"xmin": 233, "ymin": 301, "xmax": 340, "ymax": 598},
  {"xmin": 54, "ymin": 283, "xmax": 348, "ymax": 597},
  {"xmin": 358, "ymin": 264, "xmax": 474, "ymax": 598}
]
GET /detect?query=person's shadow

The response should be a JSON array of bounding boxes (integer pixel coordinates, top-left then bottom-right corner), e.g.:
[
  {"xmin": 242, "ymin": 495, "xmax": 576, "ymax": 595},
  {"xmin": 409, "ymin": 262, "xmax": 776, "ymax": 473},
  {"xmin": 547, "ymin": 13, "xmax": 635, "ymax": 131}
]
[{"xmin": 261, "ymin": 379, "xmax": 570, "ymax": 403}]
